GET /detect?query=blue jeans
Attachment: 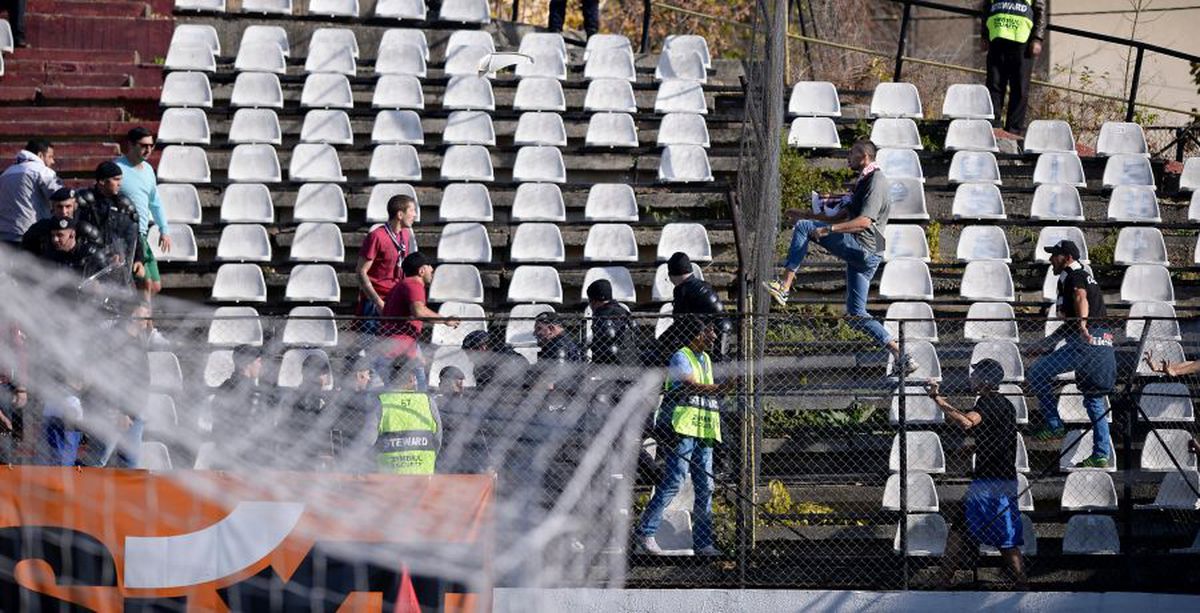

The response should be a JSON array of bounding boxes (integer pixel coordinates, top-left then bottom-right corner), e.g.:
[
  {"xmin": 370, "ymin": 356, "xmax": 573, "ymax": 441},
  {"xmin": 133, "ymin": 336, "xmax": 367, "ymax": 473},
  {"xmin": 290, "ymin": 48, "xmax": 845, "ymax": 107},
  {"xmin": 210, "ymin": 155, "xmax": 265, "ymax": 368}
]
[
  {"xmin": 1028, "ymin": 331, "xmax": 1115, "ymax": 458},
  {"xmin": 785, "ymin": 220, "xmax": 892, "ymax": 348},
  {"xmin": 636, "ymin": 435, "xmax": 715, "ymax": 549},
  {"xmin": 359, "ymin": 298, "xmax": 382, "ymax": 336}
]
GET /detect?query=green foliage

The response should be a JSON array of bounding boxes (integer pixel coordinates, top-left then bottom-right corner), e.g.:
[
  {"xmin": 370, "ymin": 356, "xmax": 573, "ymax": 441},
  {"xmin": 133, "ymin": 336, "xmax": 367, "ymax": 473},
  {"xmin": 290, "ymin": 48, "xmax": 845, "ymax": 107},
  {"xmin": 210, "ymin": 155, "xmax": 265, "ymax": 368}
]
[
  {"xmin": 1089, "ymin": 230, "xmax": 1117, "ymax": 266},
  {"xmin": 919, "ymin": 131, "xmax": 940, "ymax": 153},
  {"xmin": 852, "ymin": 119, "xmax": 872, "ymax": 143},
  {"xmin": 764, "ymin": 304, "xmax": 871, "ymax": 345},
  {"xmin": 763, "ymin": 401, "xmax": 883, "ymax": 436},
  {"xmin": 779, "ymin": 143, "xmax": 856, "ymax": 214},
  {"xmin": 926, "ymin": 220, "xmax": 941, "ymax": 263},
  {"xmin": 757, "ymin": 480, "xmax": 865, "ymax": 528}
]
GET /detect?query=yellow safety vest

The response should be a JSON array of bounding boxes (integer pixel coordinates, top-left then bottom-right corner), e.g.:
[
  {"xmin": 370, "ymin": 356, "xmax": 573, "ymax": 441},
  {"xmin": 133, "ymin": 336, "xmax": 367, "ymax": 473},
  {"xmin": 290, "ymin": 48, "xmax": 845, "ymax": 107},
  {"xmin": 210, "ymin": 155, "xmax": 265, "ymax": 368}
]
[
  {"xmin": 376, "ymin": 391, "xmax": 438, "ymax": 475},
  {"xmin": 664, "ymin": 347, "xmax": 722, "ymax": 442},
  {"xmin": 986, "ymin": 0, "xmax": 1035, "ymax": 44}
]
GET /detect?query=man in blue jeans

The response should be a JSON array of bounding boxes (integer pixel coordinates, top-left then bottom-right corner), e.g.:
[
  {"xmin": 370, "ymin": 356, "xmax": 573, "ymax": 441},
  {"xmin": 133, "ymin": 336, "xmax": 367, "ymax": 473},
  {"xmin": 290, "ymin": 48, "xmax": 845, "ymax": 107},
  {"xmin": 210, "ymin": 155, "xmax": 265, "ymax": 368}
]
[
  {"xmin": 764, "ymin": 140, "xmax": 917, "ymax": 374},
  {"xmin": 1027, "ymin": 240, "xmax": 1116, "ymax": 468},
  {"xmin": 637, "ymin": 316, "xmax": 736, "ymax": 556}
]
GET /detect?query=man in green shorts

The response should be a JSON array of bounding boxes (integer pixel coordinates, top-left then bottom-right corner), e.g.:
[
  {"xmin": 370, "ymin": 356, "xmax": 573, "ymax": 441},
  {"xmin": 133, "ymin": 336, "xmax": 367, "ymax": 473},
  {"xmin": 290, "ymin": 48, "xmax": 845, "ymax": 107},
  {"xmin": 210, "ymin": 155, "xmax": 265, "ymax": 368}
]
[{"xmin": 115, "ymin": 127, "xmax": 171, "ymax": 301}]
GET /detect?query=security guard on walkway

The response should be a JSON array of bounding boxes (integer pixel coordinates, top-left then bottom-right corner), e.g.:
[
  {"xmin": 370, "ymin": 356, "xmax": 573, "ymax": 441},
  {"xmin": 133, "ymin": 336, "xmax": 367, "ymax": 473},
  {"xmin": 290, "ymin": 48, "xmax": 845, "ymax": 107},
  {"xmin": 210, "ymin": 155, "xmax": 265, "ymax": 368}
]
[
  {"xmin": 981, "ymin": 0, "xmax": 1046, "ymax": 135},
  {"xmin": 376, "ymin": 360, "xmax": 442, "ymax": 475}
]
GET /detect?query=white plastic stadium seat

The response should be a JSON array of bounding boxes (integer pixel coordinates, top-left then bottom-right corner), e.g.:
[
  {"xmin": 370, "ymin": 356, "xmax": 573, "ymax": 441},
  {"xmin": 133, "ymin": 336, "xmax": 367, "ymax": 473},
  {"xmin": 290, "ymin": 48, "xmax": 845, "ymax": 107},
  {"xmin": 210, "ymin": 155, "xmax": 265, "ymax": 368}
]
[
  {"xmin": 870, "ymin": 82, "xmax": 922, "ymax": 118},
  {"xmin": 159, "ymin": 184, "xmax": 202, "ymax": 224},
  {"xmin": 1103, "ymin": 154, "xmax": 1155, "ymax": 188},
  {"xmin": 427, "ymin": 347, "xmax": 478, "ymax": 388},
  {"xmin": 510, "ymin": 223, "xmax": 565, "ymax": 263},
  {"xmin": 285, "ymin": 264, "xmax": 341, "ymax": 302},
  {"xmin": 166, "ymin": 44, "xmax": 215, "ymax": 73},
  {"xmin": 1097, "ymin": 121, "xmax": 1149, "ymax": 157},
  {"xmin": 1024, "ymin": 119, "xmax": 1075, "ymax": 154},
  {"xmin": 889, "ymin": 431, "xmax": 946, "ymax": 473},
  {"xmin": 205, "ymin": 351, "xmax": 234, "ymax": 389},
  {"xmin": 941, "ymin": 84, "xmax": 993, "ymax": 119},
  {"xmin": 956, "ymin": 225, "xmax": 1010, "ymax": 262},
  {"xmin": 440, "ymin": 0, "xmax": 490, "ymax": 23},
  {"xmin": 0, "ymin": 19, "xmax": 11, "ymax": 53},
  {"xmin": 664, "ymin": 35, "xmax": 711, "ymax": 68},
  {"xmin": 444, "ymin": 44, "xmax": 490, "ymax": 76},
  {"xmin": 158, "ymin": 146, "xmax": 210, "ymax": 183},
  {"xmin": 514, "ymin": 77, "xmax": 566, "ymax": 112},
  {"xmin": 513, "ymin": 146, "xmax": 566, "ymax": 183},
  {"xmin": 879, "ymin": 258, "xmax": 933, "ymax": 301},
  {"xmin": 1060, "ymin": 430, "xmax": 1117, "ymax": 473},
  {"xmin": 882, "ymin": 225, "xmax": 929, "ymax": 262},
  {"xmin": 787, "ymin": 117, "xmax": 840, "ymax": 149},
  {"xmin": 369, "ymin": 144, "xmax": 422, "ymax": 181},
  {"xmin": 883, "ymin": 472, "xmax": 940, "ymax": 511},
  {"xmin": 583, "ymin": 267, "xmax": 636, "ymax": 302},
  {"xmin": 585, "ymin": 79, "xmax": 637, "ymax": 113},
  {"xmin": 438, "ymin": 145, "xmax": 492, "ymax": 182},
  {"xmin": 519, "ymin": 32, "xmax": 566, "ymax": 59},
  {"xmin": 432, "ymin": 302, "xmax": 486, "ymax": 347},
  {"xmin": 290, "ymin": 144, "xmax": 346, "ymax": 182},
  {"xmin": 655, "ymin": 51, "xmax": 707, "ymax": 83},
  {"xmin": 305, "ymin": 41, "xmax": 356, "ymax": 75},
  {"xmin": 437, "ymin": 223, "xmax": 492, "ymax": 263},
  {"xmin": 508, "ymin": 266, "xmax": 563, "ymax": 303},
  {"xmin": 227, "ymin": 144, "xmax": 281, "ymax": 183},
  {"xmin": 1121, "ymin": 264, "xmax": 1174, "ymax": 304},
  {"xmin": 439, "ymin": 183, "xmax": 493, "ymax": 222},
  {"xmin": 439, "ymin": 110, "xmax": 494, "ymax": 146},
  {"xmin": 373, "ymin": 75, "xmax": 425, "ymax": 109},
  {"xmin": 207, "ymin": 306, "xmax": 263, "ymax": 347},
  {"xmin": 584, "ymin": 224, "xmax": 638, "ymax": 262},
  {"xmin": 584, "ymin": 34, "xmax": 633, "ymax": 62},
  {"xmin": 300, "ymin": 109, "xmax": 353, "ymax": 145},
  {"xmin": 375, "ymin": 0, "xmax": 426, "ymax": 20},
  {"xmin": 1114, "ymin": 227, "xmax": 1167, "ymax": 266},
  {"xmin": 429, "ymin": 264, "xmax": 485, "ymax": 304},
  {"xmin": 216, "ymin": 224, "xmax": 271, "ymax": 262},
  {"xmin": 1142, "ymin": 384, "xmax": 1194, "ymax": 423},
  {"xmin": 1147, "ymin": 471, "xmax": 1200, "ymax": 511},
  {"xmin": 372, "ymin": 109, "xmax": 425, "ymax": 145},
  {"xmin": 235, "ymin": 43, "xmax": 286, "ymax": 74},
  {"xmin": 960, "ymin": 260, "xmax": 1015, "ymax": 302},
  {"xmin": 443, "ymin": 76, "xmax": 495, "ymax": 111},
  {"xmin": 658, "ymin": 223, "xmax": 712, "ymax": 263},
  {"xmin": 585, "ymin": 184, "xmax": 638, "ymax": 222},
  {"xmin": 516, "ymin": 52, "xmax": 567, "ymax": 80},
  {"xmin": 148, "ymin": 225, "xmax": 197, "ymax": 263},
  {"xmin": 871, "ymin": 118, "xmax": 922, "ymax": 150},
  {"xmin": 282, "ymin": 306, "xmax": 338, "ymax": 347},
  {"xmin": 964, "ymin": 302, "xmax": 1018, "ymax": 342},
  {"xmin": 652, "ymin": 262, "xmax": 702, "ymax": 302},
  {"xmin": 220, "ymin": 184, "xmax": 274, "ymax": 223},
  {"xmin": 176, "ymin": 0, "xmax": 227, "ymax": 10},
  {"xmin": 301, "ymin": 73, "xmax": 353, "ymax": 109},
  {"xmin": 139, "ymin": 442, "xmax": 173, "ymax": 470},
  {"xmin": 1061, "ymin": 471, "xmax": 1118, "ymax": 511},
  {"xmin": 173, "ymin": 24, "xmax": 220, "ymax": 55},
  {"xmin": 1141, "ymin": 430, "xmax": 1198, "ymax": 472},
  {"xmin": 894, "ymin": 514, "xmax": 947, "ymax": 557},
  {"xmin": 950, "ymin": 182, "xmax": 1005, "ymax": 220},
  {"xmin": 948, "ymin": 151, "xmax": 1001, "ymax": 185},
  {"xmin": 232, "ymin": 72, "xmax": 284, "ymax": 109},
  {"xmin": 512, "ymin": 183, "xmax": 566, "ymax": 222},
  {"xmin": 366, "ymin": 184, "xmax": 418, "ymax": 223},
  {"xmin": 445, "ymin": 30, "xmax": 494, "ymax": 57},
  {"xmin": 787, "ymin": 81, "xmax": 841, "ymax": 117},
  {"xmin": 1181, "ymin": 157, "xmax": 1199, "ymax": 192},
  {"xmin": 289, "ymin": 223, "xmax": 344, "ymax": 263},
  {"xmin": 944, "ymin": 119, "xmax": 998, "ymax": 152},
  {"xmin": 211, "ymin": 263, "xmax": 267, "ymax": 302},
  {"xmin": 241, "ymin": 25, "xmax": 289, "ymax": 57},
  {"xmin": 587, "ymin": 113, "xmax": 638, "ymax": 148},
  {"xmin": 514, "ymin": 112, "xmax": 566, "ymax": 147},
  {"xmin": 310, "ymin": 0, "xmax": 359, "ymax": 17},
  {"xmin": 375, "ymin": 43, "xmax": 426, "ymax": 77},
  {"xmin": 1063, "ymin": 515, "xmax": 1119, "ymax": 554},
  {"xmin": 1139, "ymin": 340, "xmax": 1186, "ymax": 378},
  {"xmin": 161, "ymin": 72, "xmax": 213, "ymax": 108},
  {"xmin": 655, "ymin": 81, "xmax": 707, "ymax": 114},
  {"xmin": 1029, "ymin": 184, "xmax": 1084, "ymax": 221},
  {"xmin": 659, "ymin": 113, "xmax": 710, "ymax": 148},
  {"xmin": 658, "ymin": 145, "xmax": 712, "ymax": 183},
  {"xmin": 380, "ymin": 29, "xmax": 428, "ymax": 61},
  {"xmin": 1108, "ymin": 185, "xmax": 1160, "ymax": 223},
  {"xmin": 1000, "ymin": 385, "xmax": 1031, "ymax": 425},
  {"xmin": 884, "ymin": 302, "xmax": 937, "ymax": 343},
  {"xmin": 243, "ymin": 0, "xmax": 292, "ymax": 14},
  {"xmin": 1032, "ymin": 152, "xmax": 1086, "ymax": 187},
  {"xmin": 887, "ymin": 340, "xmax": 941, "ymax": 382},
  {"xmin": 887, "ymin": 178, "xmax": 928, "ymax": 219},
  {"xmin": 970, "ymin": 340, "xmax": 1024, "ymax": 382},
  {"xmin": 877, "ymin": 148, "xmax": 924, "ymax": 182},
  {"xmin": 229, "ymin": 109, "xmax": 282, "ymax": 145},
  {"xmin": 277, "ymin": 349, "xmax": 330, "ymax": 388},
  {"xmin": 1035, "ymin": 226, "xmax": 1089, "ymax": 263},
  {"xmin": 584, "ymin": 48, "xmax": 636, "ymax": 82},
  {"xmin": 1125, "ymin": 301, "xmax": 1181, "ymax": 342},
  {"xmin": 980, "ymin": 514, "xmax": 1037, "ymax": 556}
]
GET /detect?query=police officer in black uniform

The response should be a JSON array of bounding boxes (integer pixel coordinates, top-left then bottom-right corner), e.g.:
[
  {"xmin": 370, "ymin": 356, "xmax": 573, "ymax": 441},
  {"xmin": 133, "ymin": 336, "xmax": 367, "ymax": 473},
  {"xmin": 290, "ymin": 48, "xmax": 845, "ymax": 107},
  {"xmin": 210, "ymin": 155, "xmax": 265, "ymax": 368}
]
[
  {"xmin": 658, "ymin": 252, "xmax": 729, "ymax": 362},
  {"xmin": 21, "ymin": 187, "xmax": 100, "ymax": 256},
  {"xmin": 75, "ymin": 161, "xmax": 143, "ymax": 283},
  {"xmin": 586, "ymin": 279, "xmax": 633, "ymax": 367},
  {"xmin": 38, "ymin": 216, "xmax": 106, "ymax": 276}
]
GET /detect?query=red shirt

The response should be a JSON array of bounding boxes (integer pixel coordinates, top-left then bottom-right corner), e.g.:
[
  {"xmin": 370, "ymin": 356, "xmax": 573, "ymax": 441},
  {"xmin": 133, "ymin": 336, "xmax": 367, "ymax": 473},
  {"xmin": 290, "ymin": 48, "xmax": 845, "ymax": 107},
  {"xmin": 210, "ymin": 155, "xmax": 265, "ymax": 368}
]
[
  {"xmin": 359, "ymin": 225, "xmax": 413, "ymax": 298},
  {"xmin": 381, "ymin": 276, "xmax": 426, "ymax": 357}
]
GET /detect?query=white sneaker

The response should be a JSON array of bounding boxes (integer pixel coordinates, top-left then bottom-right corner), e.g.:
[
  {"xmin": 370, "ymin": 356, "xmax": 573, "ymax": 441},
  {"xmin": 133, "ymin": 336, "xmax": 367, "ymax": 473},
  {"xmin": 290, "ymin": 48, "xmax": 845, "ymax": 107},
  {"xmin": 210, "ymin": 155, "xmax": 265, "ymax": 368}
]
[
  {"xmin": 695, "ymin": 545, "xmax": 722, "ymax": 557},
  {"xmin": 638, "ymin": 536, "xmax": 665, "ymax": 555}
]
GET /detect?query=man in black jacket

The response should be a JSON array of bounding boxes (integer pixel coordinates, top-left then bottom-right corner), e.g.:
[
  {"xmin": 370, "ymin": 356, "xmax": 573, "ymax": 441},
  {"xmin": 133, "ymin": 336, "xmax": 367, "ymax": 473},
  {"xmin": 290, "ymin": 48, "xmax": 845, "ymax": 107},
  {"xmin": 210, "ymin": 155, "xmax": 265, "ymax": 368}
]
[
  {"xmin": 75, "ymin": 161, "xmax": 143, "ymax": 284},
  {"xmin": 659, "ymin": 251, "xmax": 728, "ymax": 362},
  {"xmin": 587, "ymin": 279, "xmax": 633, "ymax": 367},
  {"xmin": 21, "ymin": 187, "xmax": 99, "ymax": 256},
  {"xmin": 212, "ymin": 344, "xmax": 268, "ymax": 468},
  {"xmin": 38, "ymin": 216, "xmax": 106, "ymax": 277}
]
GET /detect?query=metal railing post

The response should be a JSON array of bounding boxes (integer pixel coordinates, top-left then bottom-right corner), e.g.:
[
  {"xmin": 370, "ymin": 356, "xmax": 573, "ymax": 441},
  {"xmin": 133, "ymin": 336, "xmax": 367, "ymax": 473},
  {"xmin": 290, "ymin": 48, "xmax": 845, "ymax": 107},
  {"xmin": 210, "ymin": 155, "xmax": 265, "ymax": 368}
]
[
  {"xmin": 897, "ymin": 324, "xmax": 909, "ymax": 589},
  {"xmin": 892, "ymin": 1, "xmax": 912, "ymax": 82},
  {"xmin": 1125, "ymin": 47, "xmax": 1146, "ymax": 122},
  {"xmin": 641, "ymin": 0, "xmax": 653, "ymax": 53},
  {"xmin": 511, "ymin": 0, "xmax": 520, "ymax": 22}
]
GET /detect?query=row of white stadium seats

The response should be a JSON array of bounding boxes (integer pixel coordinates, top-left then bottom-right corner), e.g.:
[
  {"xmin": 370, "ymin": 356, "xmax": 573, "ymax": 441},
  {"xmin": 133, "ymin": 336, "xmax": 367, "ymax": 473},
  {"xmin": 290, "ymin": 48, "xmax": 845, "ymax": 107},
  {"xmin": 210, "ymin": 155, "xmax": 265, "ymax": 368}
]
[
  {"xmin": 176, "ymin": 0, "xmax": 490, "ymax": 24},
  {"xmin": 898, "ymin": 513, "xmax": 1120, "ymax": 556},
  {"xmin": 888, "ymin": 428, "xmax": 1115, "ymax": 474},
  {"xmin": 884, "ymin": 224, "xmax": 1175, "ymax": 266}
]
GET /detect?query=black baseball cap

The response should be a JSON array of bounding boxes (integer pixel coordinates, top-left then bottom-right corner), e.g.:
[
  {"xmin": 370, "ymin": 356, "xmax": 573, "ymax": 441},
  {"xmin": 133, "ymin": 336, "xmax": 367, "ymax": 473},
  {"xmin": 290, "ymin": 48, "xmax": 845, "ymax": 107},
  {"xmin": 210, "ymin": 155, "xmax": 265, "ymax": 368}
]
[
  {"xmin": 1043, "ymin": 239, "xmax": 1081, "ymax": 260},
  {"xmin": 50, "ymin": 215, "xmax": 76, "ymax": 231},
  {"xmin": 50, "ymin": 187, "xmax": 75, "ymax": 202},
  {"xmin": 667, "ymin": 251, "xmax": 692, "ymax": 276},
  {"xmin": 95, "ymin": 161, "xmax": 123, "ymax": 180},
  {"xmin": 462, "ymin": 330, "xmax": 490, "ymax": 350},
  {"xmin": 586, "ymin": 279, "xmax": 613, "ymax": 302}
]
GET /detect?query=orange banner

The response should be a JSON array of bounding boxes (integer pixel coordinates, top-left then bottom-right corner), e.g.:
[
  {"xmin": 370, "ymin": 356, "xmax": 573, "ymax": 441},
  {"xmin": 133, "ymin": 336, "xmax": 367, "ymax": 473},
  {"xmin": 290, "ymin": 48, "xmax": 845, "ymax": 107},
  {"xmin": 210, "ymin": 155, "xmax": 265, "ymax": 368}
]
[{"xmin": 0, "ymin": 467, "xmax": 493, "ymax": 612}]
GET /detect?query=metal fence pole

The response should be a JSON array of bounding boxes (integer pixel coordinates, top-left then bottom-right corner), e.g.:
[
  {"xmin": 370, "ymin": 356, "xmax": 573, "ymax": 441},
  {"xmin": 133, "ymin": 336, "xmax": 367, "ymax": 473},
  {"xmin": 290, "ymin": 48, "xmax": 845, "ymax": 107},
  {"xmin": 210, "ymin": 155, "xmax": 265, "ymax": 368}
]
[
  {"xmin": 511, "ymin": 0, "xmax": 520, "ymax": 22},
  {"xmin": 641, "ymin": 0, "xmax": 653, "ymax": 53},
  {"xmin": 1125, "ymin": 47, "xmax": 1145, "ymax": 122},
  {"xmin": 892, "ymin": 1, "xmax": 913, "ymax": 82},
  {"xmin": 897, "ymin": 324, "xmax": 909, "ymax": 589}
]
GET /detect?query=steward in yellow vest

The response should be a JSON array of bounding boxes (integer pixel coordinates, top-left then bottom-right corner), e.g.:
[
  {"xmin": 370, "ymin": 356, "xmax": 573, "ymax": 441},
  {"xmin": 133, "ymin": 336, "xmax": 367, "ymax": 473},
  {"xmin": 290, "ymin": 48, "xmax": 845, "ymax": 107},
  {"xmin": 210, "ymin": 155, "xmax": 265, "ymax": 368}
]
[
  {"xmin": 980, "ymin": 0, "xmax": 1045, "ymax": 135},
  {"xmin": 376, "ymin": 361, "xmax": 441, "ymax": 475}
]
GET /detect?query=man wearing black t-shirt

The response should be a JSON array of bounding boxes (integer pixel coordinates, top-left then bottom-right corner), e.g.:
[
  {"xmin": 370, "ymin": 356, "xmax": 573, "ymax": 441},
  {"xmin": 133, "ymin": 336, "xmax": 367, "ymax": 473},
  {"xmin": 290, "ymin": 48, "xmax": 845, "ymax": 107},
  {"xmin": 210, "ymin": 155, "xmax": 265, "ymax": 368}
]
[
  {"xmin": 1026, "ymin": 240, "xmax": 1116, "ymax": 469},
  {"xmin": 926, "ymin": 358, "xmax": 1025, "ymax": 585}
]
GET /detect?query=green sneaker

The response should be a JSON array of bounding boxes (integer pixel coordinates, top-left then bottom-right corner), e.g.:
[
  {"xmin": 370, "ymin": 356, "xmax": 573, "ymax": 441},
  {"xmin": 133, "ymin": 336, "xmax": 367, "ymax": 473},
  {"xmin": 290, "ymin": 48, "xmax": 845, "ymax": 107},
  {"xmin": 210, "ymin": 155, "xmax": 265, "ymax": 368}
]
[
  {"xmin": 1075, "ymin": 455, "xmax": 1109, "ymax": 469},
  {"xmin": 1031, "ymin": 427, "xmax": 1067, "ymax": 442},
  {"xmin": 763, "ymin": 280, "xmax": 790, "ymax": 308}
]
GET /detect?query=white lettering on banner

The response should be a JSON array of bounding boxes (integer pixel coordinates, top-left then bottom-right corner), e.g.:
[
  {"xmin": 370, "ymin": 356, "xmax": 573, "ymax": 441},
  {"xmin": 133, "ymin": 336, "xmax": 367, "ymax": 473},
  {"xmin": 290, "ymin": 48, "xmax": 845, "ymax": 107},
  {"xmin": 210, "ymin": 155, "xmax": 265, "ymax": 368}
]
[{"xmin": 123, "ymin": 501, "xmax": 306, "ymax": 589}]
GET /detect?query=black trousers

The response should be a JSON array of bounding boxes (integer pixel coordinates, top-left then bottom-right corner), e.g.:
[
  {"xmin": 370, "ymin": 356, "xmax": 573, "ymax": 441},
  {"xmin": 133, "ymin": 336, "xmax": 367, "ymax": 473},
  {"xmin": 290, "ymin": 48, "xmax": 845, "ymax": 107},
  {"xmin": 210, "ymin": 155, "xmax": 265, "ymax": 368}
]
[
  {"xmin": 548, "ymin": 0, "xmax": 600, "ymax": 37},
  {"xmin": 1, "ymin": 0, "xmax": 24, "ymax": 40},
  {"xmin": 985, "ymin": 38, "xmax": 1032, "ymax": 132}
]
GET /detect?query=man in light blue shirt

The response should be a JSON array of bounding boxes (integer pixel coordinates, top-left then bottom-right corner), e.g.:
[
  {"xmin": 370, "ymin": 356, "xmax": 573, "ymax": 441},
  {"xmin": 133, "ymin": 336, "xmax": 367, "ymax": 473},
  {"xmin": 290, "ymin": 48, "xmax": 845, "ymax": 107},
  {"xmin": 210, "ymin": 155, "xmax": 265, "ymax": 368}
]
[{"xmin": 115, "ymin": 127, "xmax": 171, "ymax": 299}]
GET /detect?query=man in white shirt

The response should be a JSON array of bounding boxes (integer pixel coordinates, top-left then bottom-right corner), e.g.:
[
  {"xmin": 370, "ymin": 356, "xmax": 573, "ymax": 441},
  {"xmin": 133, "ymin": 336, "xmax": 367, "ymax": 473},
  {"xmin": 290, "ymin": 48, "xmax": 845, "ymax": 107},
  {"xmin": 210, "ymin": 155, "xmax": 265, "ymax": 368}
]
[{"xmin": 0, "ymin": 139, "xmax": 62, "ymax": 244}]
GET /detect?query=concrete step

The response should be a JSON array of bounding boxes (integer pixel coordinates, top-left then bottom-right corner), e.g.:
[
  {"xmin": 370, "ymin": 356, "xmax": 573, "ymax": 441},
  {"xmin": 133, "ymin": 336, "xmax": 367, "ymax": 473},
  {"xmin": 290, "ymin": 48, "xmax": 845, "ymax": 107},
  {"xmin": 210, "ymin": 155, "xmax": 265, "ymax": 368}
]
[
  {"xmin": 26, "ymin": 14, "xmax": 173, "ymax": 59},
  {"xmin": 0, "ymin": 107, "xmax": 127, "ymax": 122},
  {"xmin": 5, "ymin": 48, "xmax": 140, "ymax": 64},
  {"xmin": 1, "ymin": 60, "xmax": 164, "ymax": 87},
  {"xmin": 28, "ymin": 0, "xmax": 153, "ymax": 17},
  {"xmin": 0, "ymin": 120, "xmax": 159, "ymax": 137},
  {"xmin": 0, "ymin": 72, "xmax": 134, "ymax": 88},
  {"xmin": 37, "ymin": 85, "xmax": 162, "ymax": 104}
]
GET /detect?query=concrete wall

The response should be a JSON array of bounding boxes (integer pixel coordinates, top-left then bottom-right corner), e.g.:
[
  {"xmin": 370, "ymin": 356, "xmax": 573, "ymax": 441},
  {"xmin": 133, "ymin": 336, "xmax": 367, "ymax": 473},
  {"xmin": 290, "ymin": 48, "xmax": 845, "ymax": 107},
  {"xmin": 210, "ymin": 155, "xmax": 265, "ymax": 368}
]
[{"xmin": 494, "ymin": 588, "xmax": 1200, "ymax": 612}]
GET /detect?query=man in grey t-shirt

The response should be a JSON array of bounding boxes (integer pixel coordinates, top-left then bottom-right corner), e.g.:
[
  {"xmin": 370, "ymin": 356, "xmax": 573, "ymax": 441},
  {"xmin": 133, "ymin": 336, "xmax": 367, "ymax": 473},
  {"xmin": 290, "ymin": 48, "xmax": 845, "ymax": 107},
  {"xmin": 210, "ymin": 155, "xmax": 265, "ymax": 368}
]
[{"xmin": 764, "ymin": 140, "xmax": 916, "ymax": 373}]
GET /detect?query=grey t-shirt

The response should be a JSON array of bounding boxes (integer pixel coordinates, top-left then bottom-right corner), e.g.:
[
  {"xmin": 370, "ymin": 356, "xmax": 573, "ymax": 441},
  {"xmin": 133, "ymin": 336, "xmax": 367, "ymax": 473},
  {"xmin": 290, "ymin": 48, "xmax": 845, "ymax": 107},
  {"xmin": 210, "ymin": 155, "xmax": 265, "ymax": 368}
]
[{"xmin": 848, "ymin": 169, "xmax": 889, "ymax": 253}]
